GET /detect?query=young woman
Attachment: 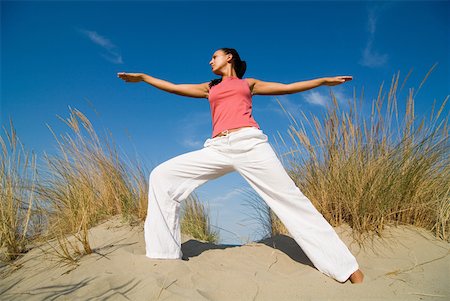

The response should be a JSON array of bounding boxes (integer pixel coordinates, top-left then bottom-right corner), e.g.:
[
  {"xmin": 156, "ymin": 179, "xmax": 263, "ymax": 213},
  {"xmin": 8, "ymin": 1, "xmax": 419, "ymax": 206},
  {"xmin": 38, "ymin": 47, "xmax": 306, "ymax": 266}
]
[{"xmin": 117, "ymin": 47, "xmax": 364, "ymax": 284}]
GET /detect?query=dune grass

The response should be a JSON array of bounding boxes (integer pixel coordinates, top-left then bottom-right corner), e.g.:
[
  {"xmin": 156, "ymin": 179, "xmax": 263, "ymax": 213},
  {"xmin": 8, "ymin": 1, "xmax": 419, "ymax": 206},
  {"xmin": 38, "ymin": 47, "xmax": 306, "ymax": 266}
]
[
  {"xmin": 256, "ymin": 68, "xmax": 449, "ymax": 242},
  {"xmin": 239, "ymin": 188, "xmax": 289, "ymax": 240},
  {"xmin": 0, "ymin": 119, "xmax": 40, "ymax": 262},
  {"xmin": 0, "ymin": 107, "xmax": 219, "ymax": 264},
  {"xmin": 33, "ymin": 107, "xmax": 149, "ymax": 262},
  {"xmin": 2, "ymin": 67, "xmax": 447, "ymax": 266},
  {"xmin": 180, "ymin": 192, "xmax": 219, "ymax": 244}
]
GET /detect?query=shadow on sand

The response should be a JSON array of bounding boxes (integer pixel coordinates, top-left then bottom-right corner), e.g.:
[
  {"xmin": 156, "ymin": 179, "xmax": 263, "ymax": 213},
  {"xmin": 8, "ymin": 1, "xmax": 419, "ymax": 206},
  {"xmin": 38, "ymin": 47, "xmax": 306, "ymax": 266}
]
[{"xmin": 181, "ymin": 234, "xmax": 314, "ymax": 268}]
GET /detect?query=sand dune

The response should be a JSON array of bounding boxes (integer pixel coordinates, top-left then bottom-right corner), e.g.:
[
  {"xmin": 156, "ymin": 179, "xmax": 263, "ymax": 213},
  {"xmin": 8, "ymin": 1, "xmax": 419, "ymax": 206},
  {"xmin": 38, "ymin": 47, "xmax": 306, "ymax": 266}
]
[{"xmin": 1, "ymin": 215, "xmax": 449, "ymax": 300}]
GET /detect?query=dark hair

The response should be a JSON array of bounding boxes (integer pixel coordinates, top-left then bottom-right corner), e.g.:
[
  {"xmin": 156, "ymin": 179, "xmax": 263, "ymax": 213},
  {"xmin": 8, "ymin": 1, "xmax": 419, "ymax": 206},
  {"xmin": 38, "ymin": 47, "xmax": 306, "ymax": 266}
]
[{"xmin": 209, "ymin": 48, "xmax": 247, "ymax": 88}]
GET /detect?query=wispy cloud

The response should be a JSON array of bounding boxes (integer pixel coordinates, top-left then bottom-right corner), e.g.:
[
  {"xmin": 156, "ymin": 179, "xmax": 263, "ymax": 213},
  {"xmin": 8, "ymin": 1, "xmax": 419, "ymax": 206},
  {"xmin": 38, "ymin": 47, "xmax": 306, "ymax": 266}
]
[
  {"xmin": 303, "ymin": 87, "xmax": 352, "ymax": 108},
  {"xmin": 303, "ymin": 90, "xmax": 328, "ymax": 107},
  {"xmin": 197, "ymin": 187, "xmax": 245, "ymax": 210},
  {"xmin": 359, "ymin": 5, "xmax": 389, "ymax": 68},
  {"xmin": 330, "ymin": 87, "xmax": 353, "ymax": 107},
  {"xmin": 180, "ymin": 136, "xmax": 204, "ymax": 148},
  {"xmin": 260, "ymin": 95, "xmax": 304, "ymax": 117},
  {"xmin": 360, "ymin": 40, "xmax": 388, "ymax": 68},
  {"xmin": 261, "ymin": 86, "xmax": 353, "ymax": 117},
  {"xmin": 77, "ymin": 28, "xmax": 124, "ymax": 64},
  {"xmin": 210, "ymin": 188, "xmax": 244, "ymax": 204},
  {"xmin": 175, "ymin": 110, "xmax": 211, "ymax": 149}
]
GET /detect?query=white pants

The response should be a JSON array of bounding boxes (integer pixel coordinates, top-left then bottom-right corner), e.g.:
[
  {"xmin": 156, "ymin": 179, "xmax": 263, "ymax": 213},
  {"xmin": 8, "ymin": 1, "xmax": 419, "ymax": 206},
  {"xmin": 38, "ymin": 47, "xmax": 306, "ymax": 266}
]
[{"xmin": 144, "ymin": 127, "xmax": 358, "ymax": 282}]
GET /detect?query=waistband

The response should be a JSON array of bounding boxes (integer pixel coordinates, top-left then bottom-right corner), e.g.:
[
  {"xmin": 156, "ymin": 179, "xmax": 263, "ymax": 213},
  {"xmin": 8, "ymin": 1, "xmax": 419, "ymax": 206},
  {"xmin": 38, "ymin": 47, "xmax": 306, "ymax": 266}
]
[
  {"xmin": 213, "ymin": 126, "xmax": 260, "ymax": 138},
  {"xmin": 203, "ymin": 126, "xmax": 267, "ymax": 149}
]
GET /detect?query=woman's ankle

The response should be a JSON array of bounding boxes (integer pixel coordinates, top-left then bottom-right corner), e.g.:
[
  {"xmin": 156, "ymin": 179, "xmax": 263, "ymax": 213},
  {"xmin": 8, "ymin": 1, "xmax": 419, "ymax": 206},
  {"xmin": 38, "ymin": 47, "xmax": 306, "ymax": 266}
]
[{"xmin": 348, "ymin": 269, "xmax": 364, "ymax": 284}]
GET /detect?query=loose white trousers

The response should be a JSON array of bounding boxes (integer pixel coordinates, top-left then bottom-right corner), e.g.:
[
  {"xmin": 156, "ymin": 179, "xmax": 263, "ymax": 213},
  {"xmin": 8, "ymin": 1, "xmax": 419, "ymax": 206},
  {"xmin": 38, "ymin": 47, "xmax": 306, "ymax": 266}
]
[{"xmin": 144, "ymin": 127, "xmax": 358, "ymax": 282}]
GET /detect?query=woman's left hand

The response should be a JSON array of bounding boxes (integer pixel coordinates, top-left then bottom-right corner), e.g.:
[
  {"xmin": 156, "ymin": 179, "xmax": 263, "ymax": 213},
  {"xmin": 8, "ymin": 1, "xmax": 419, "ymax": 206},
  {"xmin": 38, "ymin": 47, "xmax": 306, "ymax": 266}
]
[{"xmin": 324, "ymin": 76, "xmax": 353, "ymax": 86}]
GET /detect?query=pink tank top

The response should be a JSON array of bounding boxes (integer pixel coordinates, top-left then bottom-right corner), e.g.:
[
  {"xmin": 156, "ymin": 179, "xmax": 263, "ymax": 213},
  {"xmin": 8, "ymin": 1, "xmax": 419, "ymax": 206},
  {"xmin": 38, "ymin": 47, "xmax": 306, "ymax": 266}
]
[{"xmin": 207, "ymin": 77, "xmax": 260, "ymax": 138}]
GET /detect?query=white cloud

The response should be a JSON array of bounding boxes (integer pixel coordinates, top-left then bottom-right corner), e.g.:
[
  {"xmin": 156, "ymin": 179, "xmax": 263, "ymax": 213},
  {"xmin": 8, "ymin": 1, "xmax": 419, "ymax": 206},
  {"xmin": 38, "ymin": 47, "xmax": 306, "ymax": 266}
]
[
  {"xmin": 331, "ymin": 88, "xmax": 353, "ymax": 107},
  {"xmin": 175, "ymin": 110, "xmax": 211, "ymax": 149},
  {"xmin": 360, "ymin": 39, "xmax": 388, "ymax": 68},
  {"xmin": 277, "ymin": 95, "xmax": 302, "ymax": 113},
  {"xmin": 302, "ymin": 87, "xmax": 353, "ymax": 110},
  {"xmin": 180, "ymin": 137, "xmax": 204, "ymax": 148},
  {"xmin": 359, "ymin": 5, "xmax": 389, "ymax": 68},
  {"xmin": 368, "ymin": 8, "xmax": 377, "ymax": 35},
  {"xmin": 196, "ymin": 187, "xmax": 246, "ymax": 209},
  {"xmin": 303, "ymin": 90, "xmax": 328, "ymax": 107},
  {"xmin": 261, "ymin": 95, "xmax": 303, "ymax": 117},
  {"xmin": 261, "ymin": 87, "xmax": 352, "ymax": 116},
  {"xmin": 210, "ymin": 188, "xmax": 243, "ymax": 203},
  {"xmin": 77, "ymin": 28, "xmax": 124, "ymax": 64}
]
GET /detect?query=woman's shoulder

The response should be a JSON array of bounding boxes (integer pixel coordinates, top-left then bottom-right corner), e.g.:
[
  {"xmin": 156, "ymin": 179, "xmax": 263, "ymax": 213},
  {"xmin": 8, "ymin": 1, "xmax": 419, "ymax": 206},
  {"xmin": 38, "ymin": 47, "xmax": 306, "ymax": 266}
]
[
  {"xmin": 243, "ymin": 77, "xmax": 256, "ymax": 84},
  {"xmin": 243, "ymin": 78, "xmax": 257, "ymax": 94}
]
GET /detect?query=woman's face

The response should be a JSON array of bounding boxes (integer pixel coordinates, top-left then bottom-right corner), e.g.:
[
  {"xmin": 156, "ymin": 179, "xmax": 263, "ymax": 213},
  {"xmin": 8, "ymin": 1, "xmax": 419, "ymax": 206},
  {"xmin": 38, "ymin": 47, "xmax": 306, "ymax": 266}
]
[{"xmin": 209, "ymin": 50, "xmax": 231, "ymax": 75}]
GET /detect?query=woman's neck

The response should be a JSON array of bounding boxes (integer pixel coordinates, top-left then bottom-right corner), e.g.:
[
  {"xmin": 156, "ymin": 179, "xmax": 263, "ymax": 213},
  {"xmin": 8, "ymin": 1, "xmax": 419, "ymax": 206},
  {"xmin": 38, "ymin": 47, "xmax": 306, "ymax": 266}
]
[{"xmin": 222, "ymin": 75, "xmax": 238, "ymax": 80}]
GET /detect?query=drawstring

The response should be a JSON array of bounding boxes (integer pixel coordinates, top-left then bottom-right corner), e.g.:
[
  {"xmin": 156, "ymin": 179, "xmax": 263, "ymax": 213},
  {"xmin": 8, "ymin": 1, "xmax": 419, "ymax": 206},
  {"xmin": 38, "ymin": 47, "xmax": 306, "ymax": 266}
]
[
  {"xmin": 217, "ymin": 129, "xmax": 231, "ymax": 145},
  {"xmin": 219, "ymin": 130, "xmax": 229, "ymax": 145}
]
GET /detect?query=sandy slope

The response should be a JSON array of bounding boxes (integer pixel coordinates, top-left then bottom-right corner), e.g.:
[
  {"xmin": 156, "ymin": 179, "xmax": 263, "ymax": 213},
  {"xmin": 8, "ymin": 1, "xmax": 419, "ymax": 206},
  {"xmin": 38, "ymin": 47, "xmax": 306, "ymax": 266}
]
[{"xmin": 1, "ymin": 215, "xmax": 449, "ymax": 300}]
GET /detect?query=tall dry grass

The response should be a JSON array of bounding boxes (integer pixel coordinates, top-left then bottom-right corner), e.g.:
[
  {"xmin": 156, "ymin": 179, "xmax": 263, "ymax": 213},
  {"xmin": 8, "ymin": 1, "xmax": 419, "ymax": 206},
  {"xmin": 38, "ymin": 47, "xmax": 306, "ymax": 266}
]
[
  {"xmin": 1, "ymin": 106, "xmax": 220, "ymax": 264},
  {"xmin": 35, "ymin": 107, "xmax": 148, "ymax": 262},
  {"xmin": 270, "ymin": 69, "xmax": 449, "ymax": 242},
  {"xmin": 244, "ymin": 69, "xmax": 449, "ymax": 242},
  {"xmin": 0, "ymin": 119, "xmax": 40, "ymax": 262},
  {"xmin": 240, "ymin": 188, "xmax": 288, "ymax": 239},
  {"xmin": 180, "ymin": 193, "xmax": 219, "ymax": 243}
]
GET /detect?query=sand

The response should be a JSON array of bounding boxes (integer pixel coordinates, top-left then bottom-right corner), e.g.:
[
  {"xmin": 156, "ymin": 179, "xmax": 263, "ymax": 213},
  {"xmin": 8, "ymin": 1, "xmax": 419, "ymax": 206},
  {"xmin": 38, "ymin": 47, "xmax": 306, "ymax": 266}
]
[{"xmin": 1, "ymin": 215, "xmax": 449, "ymax": 300}]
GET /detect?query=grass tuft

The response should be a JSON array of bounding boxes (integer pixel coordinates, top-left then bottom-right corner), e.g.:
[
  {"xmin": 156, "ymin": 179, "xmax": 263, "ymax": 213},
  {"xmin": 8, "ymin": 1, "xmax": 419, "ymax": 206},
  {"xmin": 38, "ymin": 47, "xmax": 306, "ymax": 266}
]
[
  {"xmin": 34, "ymin": 107, "xmax": 148, "ymax": 262},
  {"xmin": 180, "ymin": 193, "xmax": 219, "ymax": 243},
  {"xmin": 0, "ymin": 119, "xmax": 40, "ymax": 262},
  {"xmin": 1, "ymin": 106, "xmax": 221, "ymax": 264},
  {"xmin": 271, "ymin": 68, "xmax": 449, "ymax": 242}
]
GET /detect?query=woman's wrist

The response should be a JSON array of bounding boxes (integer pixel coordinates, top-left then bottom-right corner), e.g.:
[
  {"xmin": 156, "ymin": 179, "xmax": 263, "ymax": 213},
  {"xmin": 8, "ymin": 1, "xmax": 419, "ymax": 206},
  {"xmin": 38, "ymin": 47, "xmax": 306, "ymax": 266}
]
[
  {"xmin": 140, "ymin": 73, "xmax": 151, "ymax": 83},
  {"xmin": 321, "ymin": 77, "xmax": 330, "ymax": 86}
]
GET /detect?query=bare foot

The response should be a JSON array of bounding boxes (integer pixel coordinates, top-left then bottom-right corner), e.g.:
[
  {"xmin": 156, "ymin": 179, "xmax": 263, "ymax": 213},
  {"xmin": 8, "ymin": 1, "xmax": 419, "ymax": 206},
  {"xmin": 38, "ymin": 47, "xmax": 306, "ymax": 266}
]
[{"xmin": 348, "ymin": 269, "xmax": 364, "ymax": 284}]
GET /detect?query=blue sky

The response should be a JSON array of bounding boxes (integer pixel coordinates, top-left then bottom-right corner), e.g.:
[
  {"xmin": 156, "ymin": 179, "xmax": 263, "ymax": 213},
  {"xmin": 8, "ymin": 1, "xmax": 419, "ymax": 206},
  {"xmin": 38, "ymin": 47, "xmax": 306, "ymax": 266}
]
[{"xmin": 2, "ymin": 0, "xmax": 449, "ymax": 244}]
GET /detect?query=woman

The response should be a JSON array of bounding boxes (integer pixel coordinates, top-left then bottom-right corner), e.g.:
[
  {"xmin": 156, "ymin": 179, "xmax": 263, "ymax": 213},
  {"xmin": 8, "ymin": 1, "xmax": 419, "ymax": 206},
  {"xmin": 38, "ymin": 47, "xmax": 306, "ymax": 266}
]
[{"xmin": 117, "ymin": 47, "xmax": 364, "ymax": 284}]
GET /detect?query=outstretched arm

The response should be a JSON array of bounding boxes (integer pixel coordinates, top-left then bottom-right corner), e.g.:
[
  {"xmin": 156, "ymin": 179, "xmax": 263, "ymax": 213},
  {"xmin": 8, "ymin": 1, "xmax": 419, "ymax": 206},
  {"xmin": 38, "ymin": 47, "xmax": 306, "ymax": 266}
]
[
  {"xmin": 249, "ymin": 76, "xmax": 353, "ymax": 96},
  {"xmin": 117, "ymin": 72, "xmax": 209, "ymax": 98}
]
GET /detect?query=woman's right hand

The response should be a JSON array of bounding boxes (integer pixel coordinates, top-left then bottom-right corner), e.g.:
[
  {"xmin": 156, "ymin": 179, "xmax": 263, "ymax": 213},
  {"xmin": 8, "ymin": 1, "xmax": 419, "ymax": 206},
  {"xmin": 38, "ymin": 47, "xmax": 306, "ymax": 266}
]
[{"xmin": 117, "ymin": 72, "xmax": 144, "ymax": 83}]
